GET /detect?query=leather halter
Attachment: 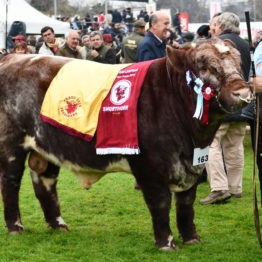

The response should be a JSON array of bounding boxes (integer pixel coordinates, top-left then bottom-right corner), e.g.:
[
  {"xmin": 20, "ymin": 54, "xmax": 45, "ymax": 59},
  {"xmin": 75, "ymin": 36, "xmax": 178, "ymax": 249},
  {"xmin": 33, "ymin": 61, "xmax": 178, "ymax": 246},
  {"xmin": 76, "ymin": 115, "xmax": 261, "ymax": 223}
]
[
  {"xmin": 215, "ymin": 71, "xmax": 249, "ymax": 113},
  {"xmin": 165, "ymin": 58, "xmax": 249, "ymax": 114},
  {"xmin": 218, "ymin": 71, "xmax": 245, "ymax": 93}
]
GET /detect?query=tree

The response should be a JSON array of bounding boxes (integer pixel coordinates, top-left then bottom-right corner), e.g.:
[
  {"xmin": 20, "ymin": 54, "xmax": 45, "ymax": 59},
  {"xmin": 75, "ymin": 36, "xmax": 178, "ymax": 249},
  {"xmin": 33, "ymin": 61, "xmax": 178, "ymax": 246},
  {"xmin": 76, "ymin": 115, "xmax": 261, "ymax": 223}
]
[
  {"xmin": 28, "ymin": 0, "xmax": 53, "ymax": 13},
  {"xmin": 250, "ymin": 0, "xmax": 262, "ymax": 21},
  {"xmin": 27, "ymin": 0, "xmax": 75, "ymax": 16}
]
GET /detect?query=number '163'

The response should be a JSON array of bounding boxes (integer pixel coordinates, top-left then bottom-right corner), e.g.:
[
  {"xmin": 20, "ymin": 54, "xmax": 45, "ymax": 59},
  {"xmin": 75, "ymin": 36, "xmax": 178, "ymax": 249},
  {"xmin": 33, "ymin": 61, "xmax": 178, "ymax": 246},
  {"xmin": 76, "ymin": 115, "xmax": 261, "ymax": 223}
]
[{"xmin": 198, "ymin": 155, "xmax": 208, "ymax": 164}]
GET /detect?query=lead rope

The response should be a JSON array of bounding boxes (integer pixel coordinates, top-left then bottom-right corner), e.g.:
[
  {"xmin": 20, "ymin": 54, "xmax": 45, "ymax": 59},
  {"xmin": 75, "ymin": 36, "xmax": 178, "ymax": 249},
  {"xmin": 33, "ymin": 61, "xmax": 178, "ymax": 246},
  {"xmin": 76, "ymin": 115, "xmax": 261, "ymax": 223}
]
[
  {"xmin": 245, "ymin": 11, "xmax": 262, "ymax": 248},
  {"xmin": 253, "ymin": 77, "xmax": 262, "ymax": 248}
]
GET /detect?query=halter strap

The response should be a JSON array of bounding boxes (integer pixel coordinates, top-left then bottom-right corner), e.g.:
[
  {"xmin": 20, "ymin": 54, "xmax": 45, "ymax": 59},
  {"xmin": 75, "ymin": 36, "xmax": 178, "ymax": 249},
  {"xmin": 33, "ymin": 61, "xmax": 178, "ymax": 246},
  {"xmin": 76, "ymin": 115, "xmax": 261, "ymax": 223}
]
[
  {"xmin": 219, "ymin": 71, "xmax": 245, "ymax": 91},
  {"xmin": 223, "ymin": 71, "xmax": 243, "ymax": 81}
]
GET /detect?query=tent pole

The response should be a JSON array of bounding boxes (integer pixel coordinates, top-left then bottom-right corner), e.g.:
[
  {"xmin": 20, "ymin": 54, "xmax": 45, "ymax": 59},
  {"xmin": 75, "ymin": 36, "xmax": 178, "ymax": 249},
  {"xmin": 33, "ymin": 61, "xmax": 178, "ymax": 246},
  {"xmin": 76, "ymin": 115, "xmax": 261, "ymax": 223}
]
[
  {"xmin": 105, "ymin": 0, "xmax": 108, "ymax": 16},
  {"xmin": 5, "ymin": 0, "xmax": 8, "ymax": 49},
  {"xmin": 54, "ymin": 0, "xmax": 57, "ymax": 17}
]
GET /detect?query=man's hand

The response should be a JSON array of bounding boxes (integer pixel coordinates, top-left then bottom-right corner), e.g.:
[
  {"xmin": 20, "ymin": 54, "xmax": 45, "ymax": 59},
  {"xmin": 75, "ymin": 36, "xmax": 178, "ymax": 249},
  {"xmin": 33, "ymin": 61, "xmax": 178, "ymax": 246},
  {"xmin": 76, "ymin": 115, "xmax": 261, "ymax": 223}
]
[
  {"xmin": 90, "ymin": 50, "xmax": 99, "ymax": 58},
  {"xmin": 250, "ymin": 75, "xmax": 262, "ymax": 94}
]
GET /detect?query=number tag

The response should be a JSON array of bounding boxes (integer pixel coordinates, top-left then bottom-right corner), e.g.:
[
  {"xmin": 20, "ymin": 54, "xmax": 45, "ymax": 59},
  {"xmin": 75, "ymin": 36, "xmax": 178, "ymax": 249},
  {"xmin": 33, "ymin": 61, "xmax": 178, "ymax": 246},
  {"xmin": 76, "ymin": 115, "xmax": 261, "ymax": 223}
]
[{"xmin": 193, "ymin": 147, "xmax": 209, "ymax": 166}]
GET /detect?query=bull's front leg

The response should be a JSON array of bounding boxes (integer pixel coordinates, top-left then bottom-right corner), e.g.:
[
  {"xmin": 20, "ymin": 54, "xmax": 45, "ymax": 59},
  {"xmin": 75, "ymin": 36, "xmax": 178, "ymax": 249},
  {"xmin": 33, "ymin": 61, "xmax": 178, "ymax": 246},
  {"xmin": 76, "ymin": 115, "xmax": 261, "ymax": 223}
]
[
  {"xmin": 138, "ymin": 178, "xmax": 177, "ymax": 250},
  {"xmin": 29, "ymin": 152, "xmax": 69, "ymax": 231},
  {"xmin": 0, "ymin": 147, "xmax": 27, "ymax": 234},
  {"xmin": 175, "ymin": 184, "xmax": 200, "ymax": 244}
]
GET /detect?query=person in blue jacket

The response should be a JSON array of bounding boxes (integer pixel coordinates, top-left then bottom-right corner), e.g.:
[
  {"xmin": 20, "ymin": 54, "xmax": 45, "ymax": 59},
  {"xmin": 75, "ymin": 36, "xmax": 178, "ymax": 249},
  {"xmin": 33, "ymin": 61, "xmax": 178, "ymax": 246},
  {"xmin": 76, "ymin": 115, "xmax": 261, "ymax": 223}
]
[{"xmin": 137, "ymin": 11, "xmax": 170, "ymax": 62}]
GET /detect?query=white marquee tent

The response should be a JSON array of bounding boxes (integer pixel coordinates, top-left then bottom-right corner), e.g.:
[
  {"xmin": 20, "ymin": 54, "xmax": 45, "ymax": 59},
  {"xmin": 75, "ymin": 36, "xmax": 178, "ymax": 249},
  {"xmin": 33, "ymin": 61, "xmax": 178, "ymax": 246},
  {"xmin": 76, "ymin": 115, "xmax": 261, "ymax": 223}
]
[{"xmin": 0, "ymin": 0, "xmax": 70, "ymax": 48}]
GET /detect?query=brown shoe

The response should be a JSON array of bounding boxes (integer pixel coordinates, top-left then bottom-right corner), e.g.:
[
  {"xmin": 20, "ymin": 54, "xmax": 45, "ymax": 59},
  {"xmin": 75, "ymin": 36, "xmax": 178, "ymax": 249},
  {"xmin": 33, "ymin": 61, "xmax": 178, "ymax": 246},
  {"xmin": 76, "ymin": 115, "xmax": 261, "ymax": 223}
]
[
  {"xmin": 199, "ymin": 190, "xmax": 231, "ymax": 205},
  {"xmin": 230, "ymin": 193, "xmax": 242, "ymax": 198}
]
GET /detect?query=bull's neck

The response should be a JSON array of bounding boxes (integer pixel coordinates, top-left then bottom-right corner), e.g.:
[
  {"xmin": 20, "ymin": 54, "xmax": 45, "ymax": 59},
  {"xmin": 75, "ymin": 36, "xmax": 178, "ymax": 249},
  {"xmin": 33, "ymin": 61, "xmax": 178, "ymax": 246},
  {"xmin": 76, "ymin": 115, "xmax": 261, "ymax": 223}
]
[
  {"xmin": 190, "ymin": 113, "xmax": 224, "ymax": 148},
  {"xmin": 165, "ymin": 59, "xmax": 226, "ymax": 148},
  {"xmin": 143, "ymin": 58, "xmax": 226, "ymax": 149}
]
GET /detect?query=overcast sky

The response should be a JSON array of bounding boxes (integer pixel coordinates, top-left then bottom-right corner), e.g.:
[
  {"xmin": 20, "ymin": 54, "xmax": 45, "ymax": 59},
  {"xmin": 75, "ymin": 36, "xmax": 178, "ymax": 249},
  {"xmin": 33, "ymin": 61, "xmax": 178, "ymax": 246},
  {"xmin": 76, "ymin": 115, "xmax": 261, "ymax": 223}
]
[
  {"xmin": 68, "ymin": 0, "xmax": 104, "ymax": 5},
  {"xmin": 68, "ymin": 0, "xmax": 147, "ymax": 9}
]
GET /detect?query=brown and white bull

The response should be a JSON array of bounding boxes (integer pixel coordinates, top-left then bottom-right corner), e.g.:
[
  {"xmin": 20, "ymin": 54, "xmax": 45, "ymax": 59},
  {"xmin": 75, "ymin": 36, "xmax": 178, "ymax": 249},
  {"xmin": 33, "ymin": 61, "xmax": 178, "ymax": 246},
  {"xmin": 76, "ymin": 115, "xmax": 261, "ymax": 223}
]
[{"xmin": 0, "ymin": 38, "xmax": 251, "ymax": 250}]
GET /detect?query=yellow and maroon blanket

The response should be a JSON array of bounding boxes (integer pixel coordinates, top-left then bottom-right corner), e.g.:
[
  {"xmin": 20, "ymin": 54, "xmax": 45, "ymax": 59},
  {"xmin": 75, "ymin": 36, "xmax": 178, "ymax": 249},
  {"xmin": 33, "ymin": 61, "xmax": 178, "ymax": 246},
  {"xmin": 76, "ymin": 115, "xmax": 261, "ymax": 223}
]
[{"xmin": 40, "ymin": 59, "xmax": 154, "ymax": 154}]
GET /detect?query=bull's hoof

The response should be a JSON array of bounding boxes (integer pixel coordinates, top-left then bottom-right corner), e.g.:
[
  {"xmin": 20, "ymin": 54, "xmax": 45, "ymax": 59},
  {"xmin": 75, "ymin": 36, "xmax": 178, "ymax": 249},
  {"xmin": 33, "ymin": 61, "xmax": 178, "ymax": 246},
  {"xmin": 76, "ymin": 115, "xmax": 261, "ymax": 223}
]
[
  {"xmin": 8, "ymin": 228, "xmax": 24, "ymax": 235},
  {"xmin": 8, "ymin": 230, "xmax": 22, "ymax": 235},
  {"xmin": 184, "ymin": 238, "xmax": 201, "ymax": 245},
  {"xmin": 134, "ymin": 181, "xmax": 141, "ymax": 190},
  {"xmin": 159, "ymin": 244, "xmax": 179, "ymax": 251},
  {"xmin": 158, "ymin": 237, "xmax": 178, "ymax": 251},
  {"xmin": 58, "ymin": 225, "xmax": 70, "ymax": 232},
  {"xmin": 47, "ymin": 223, "xmax": 70, "ymax": 232}
]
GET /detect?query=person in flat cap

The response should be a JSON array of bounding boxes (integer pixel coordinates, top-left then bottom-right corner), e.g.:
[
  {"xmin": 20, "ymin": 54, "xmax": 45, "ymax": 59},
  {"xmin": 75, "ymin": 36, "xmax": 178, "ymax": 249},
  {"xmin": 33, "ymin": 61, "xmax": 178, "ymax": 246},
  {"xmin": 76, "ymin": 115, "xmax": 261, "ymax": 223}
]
[
  {"xmin": 181, "ymin": 31, "xmax": 195, "ymax": 46},
  {"xmin": 134, "ymin": 19, "xmax": 146, "ymax": 28},
  {"xmin": 122, "ymin": 19, "xmax": 146, "ymax": 63},
  {"xmin": 197, "ymin": 25, "xmax": 210, "ymax": 38},
  {"xmin": 195, "ymin": 25, "xmax": 210, "ymax": 42}
]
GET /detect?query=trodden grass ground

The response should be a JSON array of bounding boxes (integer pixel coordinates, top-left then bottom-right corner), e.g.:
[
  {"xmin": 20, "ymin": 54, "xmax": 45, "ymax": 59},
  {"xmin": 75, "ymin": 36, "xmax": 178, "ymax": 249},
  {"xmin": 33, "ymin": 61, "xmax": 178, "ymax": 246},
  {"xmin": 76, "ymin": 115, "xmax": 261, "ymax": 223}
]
[{"xmin": 0, "ymin": 133, "xmax": 261, "ymax": 262}]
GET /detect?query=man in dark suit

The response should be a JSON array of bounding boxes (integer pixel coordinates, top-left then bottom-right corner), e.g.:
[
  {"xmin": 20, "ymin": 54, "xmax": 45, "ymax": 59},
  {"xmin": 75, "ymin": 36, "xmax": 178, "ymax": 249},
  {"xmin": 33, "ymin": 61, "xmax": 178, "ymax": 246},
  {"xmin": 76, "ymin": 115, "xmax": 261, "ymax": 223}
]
[{"xmin": 137, "ymin": 12, "xmax": 170, "ymax": 62}]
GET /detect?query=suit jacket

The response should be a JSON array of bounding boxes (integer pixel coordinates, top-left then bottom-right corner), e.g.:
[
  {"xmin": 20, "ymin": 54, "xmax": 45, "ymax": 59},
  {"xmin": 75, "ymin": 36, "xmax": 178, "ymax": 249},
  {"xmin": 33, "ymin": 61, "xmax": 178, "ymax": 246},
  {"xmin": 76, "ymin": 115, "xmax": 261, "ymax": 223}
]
[{"xmin": 137, "ymin": 31, "xmax": 166, "ymax": 62}]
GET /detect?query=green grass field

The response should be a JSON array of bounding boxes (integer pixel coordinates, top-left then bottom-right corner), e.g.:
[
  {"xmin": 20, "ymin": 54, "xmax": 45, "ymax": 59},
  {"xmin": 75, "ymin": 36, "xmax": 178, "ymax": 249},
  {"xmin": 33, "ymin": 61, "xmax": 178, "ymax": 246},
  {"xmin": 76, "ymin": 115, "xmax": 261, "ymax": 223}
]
[{"xmin": 0, "ymin": 134, "xmax": 262, "ymax": 262}]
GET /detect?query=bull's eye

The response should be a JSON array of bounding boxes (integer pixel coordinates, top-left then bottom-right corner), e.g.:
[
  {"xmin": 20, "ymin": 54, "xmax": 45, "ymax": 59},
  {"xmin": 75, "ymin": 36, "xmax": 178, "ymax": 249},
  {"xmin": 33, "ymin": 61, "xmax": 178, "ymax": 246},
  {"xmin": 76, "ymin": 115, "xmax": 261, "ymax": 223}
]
[
  {"xmin": 200, "ymin": 68, "xmax": 208, "ymax": 73},
  {"xmin": 211, "ymin": 66, "xmax": 218, "ymax": 74}
]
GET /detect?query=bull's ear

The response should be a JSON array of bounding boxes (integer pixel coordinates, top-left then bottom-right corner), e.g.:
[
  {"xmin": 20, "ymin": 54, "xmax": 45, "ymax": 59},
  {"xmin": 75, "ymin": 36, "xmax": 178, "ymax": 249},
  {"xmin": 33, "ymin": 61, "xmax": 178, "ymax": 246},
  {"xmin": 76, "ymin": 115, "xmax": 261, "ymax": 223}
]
[
  {"xmin": 223, "ymin": 39, "xmax": 236, "ymax": 48},
  {"xmin": 166, "ymin": 45, "xmax": 173, "ymax": 57},
  {"xmin": 166, "ymin": 45, "xmax": 193, "ymax": 72}
]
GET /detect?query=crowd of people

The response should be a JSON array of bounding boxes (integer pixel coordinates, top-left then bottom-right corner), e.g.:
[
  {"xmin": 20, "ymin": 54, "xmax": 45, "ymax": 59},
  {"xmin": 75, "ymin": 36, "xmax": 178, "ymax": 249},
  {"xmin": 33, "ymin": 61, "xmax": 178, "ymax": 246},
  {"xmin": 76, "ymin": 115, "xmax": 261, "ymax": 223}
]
[
  {"xmin": 1, "ymin": 8, "xmax": 262, "ymax": 205},
  {"xmin": 70, "ymin": 8, "xmax": 150, "ymax": 33},
  {"xmin": 2, "ymin": 8, "xmax": 210, "ymax": 62}
]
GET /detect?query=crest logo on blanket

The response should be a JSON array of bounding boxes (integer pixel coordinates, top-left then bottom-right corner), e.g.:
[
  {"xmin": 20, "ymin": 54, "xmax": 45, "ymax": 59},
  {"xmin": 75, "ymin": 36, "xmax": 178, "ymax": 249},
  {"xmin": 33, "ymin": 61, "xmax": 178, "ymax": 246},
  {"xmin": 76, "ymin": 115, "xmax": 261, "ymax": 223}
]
[
  {"xmin": 60, "ymin": 96, "xmax": 82, "ymax": 117},
  {"xmin": 110, "ymin": 80, "xmax": 131, "ymax": 105}
]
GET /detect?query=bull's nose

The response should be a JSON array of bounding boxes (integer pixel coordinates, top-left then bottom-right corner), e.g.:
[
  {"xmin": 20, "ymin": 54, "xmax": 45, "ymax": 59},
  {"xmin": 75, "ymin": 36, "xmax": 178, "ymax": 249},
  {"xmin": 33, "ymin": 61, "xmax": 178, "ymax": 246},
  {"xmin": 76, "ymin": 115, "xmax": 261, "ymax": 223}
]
[{"xmin": 232, "ymin": 89, "xmax": 253, "ymax": 103}]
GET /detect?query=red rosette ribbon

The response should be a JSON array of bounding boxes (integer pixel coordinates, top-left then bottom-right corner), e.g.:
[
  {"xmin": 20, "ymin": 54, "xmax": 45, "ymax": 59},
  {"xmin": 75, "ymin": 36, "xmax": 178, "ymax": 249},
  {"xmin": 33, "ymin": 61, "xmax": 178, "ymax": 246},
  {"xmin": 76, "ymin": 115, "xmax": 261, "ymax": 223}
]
[{"xmin": 201, "ymin": 83, "xmax": 215, "ymax": 124}]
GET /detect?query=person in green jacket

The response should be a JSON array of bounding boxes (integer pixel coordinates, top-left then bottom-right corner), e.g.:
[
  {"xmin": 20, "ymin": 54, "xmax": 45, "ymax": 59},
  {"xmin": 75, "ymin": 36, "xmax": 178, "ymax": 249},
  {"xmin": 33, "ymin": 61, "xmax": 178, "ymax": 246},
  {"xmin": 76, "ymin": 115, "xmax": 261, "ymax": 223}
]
[
  {"xmin": 86, "ymin": 31, "xmax": 116, "ymax": 64},
  {"xmin": 122, "ymin": 19, "xmax": 146, "ymax": 63}
]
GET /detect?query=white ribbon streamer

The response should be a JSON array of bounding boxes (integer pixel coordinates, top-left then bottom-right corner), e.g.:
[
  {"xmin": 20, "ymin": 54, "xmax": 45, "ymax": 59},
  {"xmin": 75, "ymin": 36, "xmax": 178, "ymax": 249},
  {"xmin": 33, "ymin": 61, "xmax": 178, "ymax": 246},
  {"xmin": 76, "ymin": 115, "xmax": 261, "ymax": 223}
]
[
  {"xmin": 186, "ymin": 71, "xmax": 192, "ymax": 85},
  {"xmin": 193, "ymin": 78, "xmax": 204, "ymax": 119}
]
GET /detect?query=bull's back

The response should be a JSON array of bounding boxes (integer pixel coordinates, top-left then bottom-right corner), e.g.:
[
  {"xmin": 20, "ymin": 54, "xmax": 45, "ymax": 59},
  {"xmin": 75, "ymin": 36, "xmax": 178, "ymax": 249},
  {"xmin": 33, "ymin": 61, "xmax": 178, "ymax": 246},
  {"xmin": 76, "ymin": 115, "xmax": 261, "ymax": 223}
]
[
  {"xmin": 0, "ymin": 55, "xmax": 70, "ymax": 119},
  {"xmin": 0, "ymin": 54, "xmax": 70, "ymax": 93}
]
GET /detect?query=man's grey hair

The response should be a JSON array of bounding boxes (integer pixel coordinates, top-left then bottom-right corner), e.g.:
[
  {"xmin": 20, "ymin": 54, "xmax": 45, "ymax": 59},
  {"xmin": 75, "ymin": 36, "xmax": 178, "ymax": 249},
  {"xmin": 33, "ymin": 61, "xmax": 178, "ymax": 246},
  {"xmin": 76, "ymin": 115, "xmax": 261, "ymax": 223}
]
[
  {"xmin": 81, "ymin": 35, "xmax": 90, "ymax": 42},
  {"xmin": 65, "ymin": 29, "xmax": 78, "ymax": 39},
  {"xmin": 149, "ymin": 14, "xmax": 158, "ymax": 29},
  {"xmin": 216, "ymin": 12, "xmax": 240, "ymax": 35},
  {"xmin": 90, "ymin": 31, "xmax": 103, "ymax": 40}
]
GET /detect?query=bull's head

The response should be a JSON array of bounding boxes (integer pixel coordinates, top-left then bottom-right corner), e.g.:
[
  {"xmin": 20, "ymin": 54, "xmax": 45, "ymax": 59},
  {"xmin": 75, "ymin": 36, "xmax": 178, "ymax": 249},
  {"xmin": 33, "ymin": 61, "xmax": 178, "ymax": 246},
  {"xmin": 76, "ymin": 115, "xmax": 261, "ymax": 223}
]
[{"xmin": 167, "ymin": 37, "xmax": 252, "ymax": 114}]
